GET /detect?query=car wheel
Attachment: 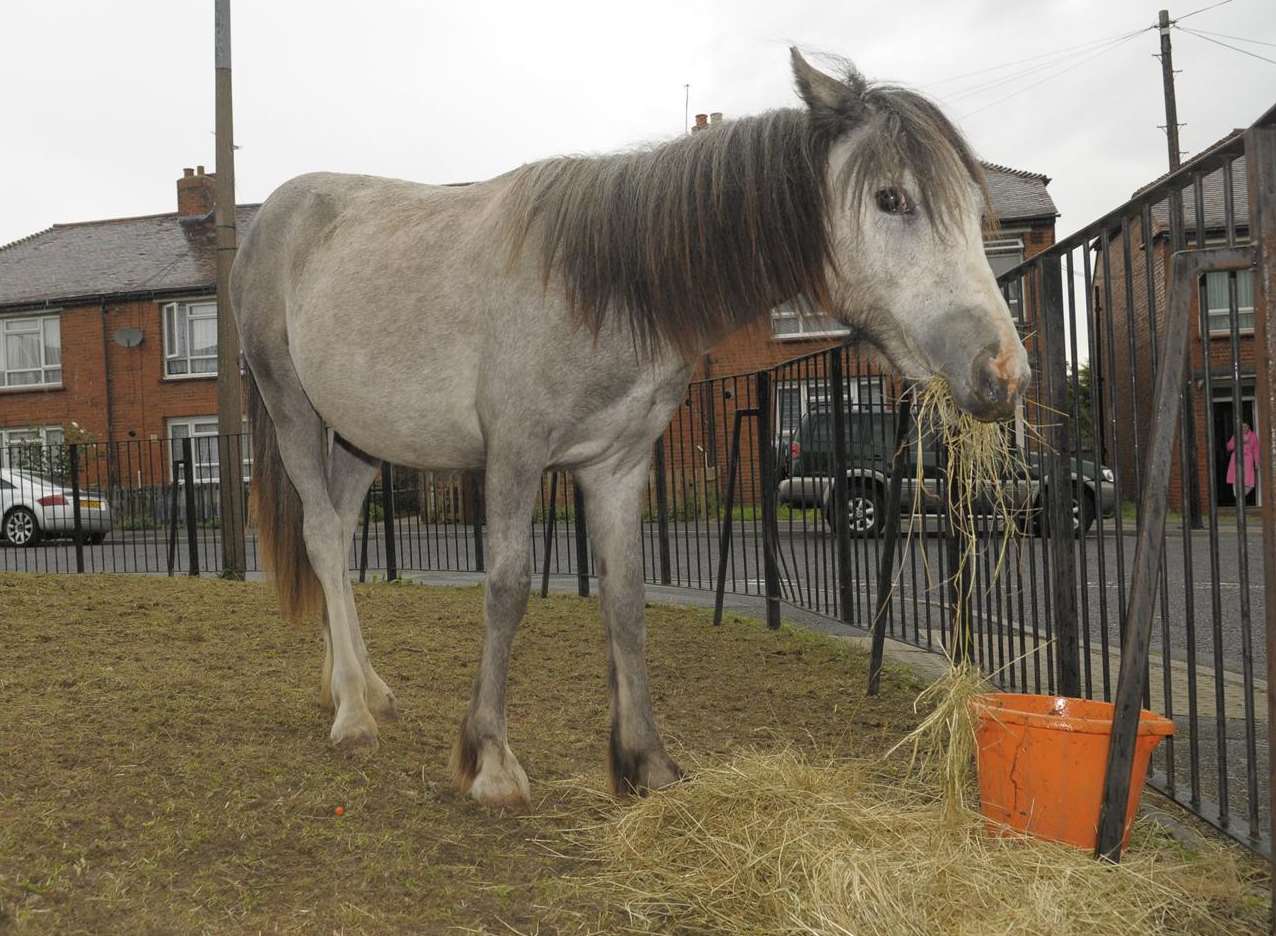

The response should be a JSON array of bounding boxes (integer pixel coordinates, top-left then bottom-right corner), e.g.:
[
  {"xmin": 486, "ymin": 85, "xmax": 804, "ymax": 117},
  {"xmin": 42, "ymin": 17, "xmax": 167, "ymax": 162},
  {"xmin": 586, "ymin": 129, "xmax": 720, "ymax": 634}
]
[
  {"xmin": 4, "ymin": 507, "xmax": 41, "ymax": 547},
  {"xmin": 1035, "ymin": 488, "xmax": 1095, "ymax": 538},
  {"xmin": 823, "ymin": 482, "xmax": 884, "ymax": 538},
  {"xmin": 87, "ymin": 532, "xmax": 106, "ymax": 545}
]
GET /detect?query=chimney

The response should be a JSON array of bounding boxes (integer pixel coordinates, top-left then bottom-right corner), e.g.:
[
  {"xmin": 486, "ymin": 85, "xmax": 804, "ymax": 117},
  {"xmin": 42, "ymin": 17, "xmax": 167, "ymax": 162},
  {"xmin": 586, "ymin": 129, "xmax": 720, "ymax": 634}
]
[
  {"xmin": 692, "ymin": 113, "xmax": 709, "ymax": 133},
  {"xmin": 176, "ymin": 164, "xmax": 216, "ymax": 217},
  {"xmin": 709, "ymin": 112, "xmax": 723, "ymax": 125}
]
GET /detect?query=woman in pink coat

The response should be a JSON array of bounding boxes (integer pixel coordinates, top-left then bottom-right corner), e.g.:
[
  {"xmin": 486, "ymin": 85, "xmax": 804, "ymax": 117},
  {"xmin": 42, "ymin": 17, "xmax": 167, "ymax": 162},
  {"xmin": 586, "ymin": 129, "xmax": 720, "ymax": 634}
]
[{"xmin": 1226, "ymin": 422, "xmax": 1260, "ymax": 498}]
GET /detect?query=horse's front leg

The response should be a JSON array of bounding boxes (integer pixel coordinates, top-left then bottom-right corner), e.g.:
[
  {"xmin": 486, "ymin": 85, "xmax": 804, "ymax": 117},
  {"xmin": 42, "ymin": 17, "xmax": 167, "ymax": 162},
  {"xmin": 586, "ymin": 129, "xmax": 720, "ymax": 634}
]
[
  {"xmin": 578, "ymin": 458, "xmax": 684, "ymax": 795},
  {"xmin": 451, "ymin": 458, "xmax": 541, "ymax": 809}
]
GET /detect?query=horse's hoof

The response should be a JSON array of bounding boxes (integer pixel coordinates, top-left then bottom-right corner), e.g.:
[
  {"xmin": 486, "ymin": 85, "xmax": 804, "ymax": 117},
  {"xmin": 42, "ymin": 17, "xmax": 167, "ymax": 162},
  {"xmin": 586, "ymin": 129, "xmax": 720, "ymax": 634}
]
[
  {"xmin": 610, "ymin": 745, "xmax": 686, "ymax": 797},
  {"xmin": 330, "ymin": 711, "xmax": 379, "ymax": 753},
  {"xmin": 468, "ymin": 760, "xmax": 531, "ymax": 811},
  {"xmin": 367, "ymin": 684, "xmax": 400, "ymax": 723},
  {"xmin": 452, "ymin": 733, "xmax": 531, "ymax": 810}
]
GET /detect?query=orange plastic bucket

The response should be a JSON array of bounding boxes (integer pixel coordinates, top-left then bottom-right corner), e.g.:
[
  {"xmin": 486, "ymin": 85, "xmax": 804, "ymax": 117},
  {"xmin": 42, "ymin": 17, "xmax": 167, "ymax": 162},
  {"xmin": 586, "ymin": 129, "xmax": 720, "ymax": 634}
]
[{"xmin": 972, "ymin": 693, "xmax": 1174, "ymax": 850}]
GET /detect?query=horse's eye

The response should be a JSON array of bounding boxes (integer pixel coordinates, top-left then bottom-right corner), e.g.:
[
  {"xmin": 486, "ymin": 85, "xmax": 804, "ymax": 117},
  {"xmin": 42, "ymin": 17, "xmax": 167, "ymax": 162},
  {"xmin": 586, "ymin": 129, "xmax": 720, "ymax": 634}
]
[{"xmin": 875, "ymin": 188, "xmax": 912, "ymax": 215}]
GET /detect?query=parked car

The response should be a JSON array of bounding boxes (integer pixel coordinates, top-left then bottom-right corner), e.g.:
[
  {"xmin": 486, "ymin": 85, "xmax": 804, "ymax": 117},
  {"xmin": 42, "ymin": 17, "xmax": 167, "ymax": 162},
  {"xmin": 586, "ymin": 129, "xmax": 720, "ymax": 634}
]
[
  {"xmin": 0, "ymin": 468, "xmax": 112, "ymax": 546},
  {"xmin": 776, "ymin": 408, "xmax": 1116, "ymax": 537}
]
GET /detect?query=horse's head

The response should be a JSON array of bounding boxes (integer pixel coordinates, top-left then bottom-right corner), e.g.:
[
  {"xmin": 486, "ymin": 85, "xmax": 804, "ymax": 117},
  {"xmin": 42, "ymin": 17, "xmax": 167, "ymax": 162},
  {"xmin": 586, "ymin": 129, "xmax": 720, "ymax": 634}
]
[{"xmin": 792, "ymin": 50, "xmax": 1031, "ymax": 422}]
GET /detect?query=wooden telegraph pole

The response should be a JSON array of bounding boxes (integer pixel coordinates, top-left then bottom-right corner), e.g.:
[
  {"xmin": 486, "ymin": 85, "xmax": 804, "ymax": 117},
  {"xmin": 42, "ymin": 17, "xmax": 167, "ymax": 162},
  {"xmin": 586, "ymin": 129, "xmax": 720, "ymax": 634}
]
[
  {"xmin": 215, "ymin": 0, "xmax": 247, "ymax": 578},
  {"xmin": 1158, "ymin": 7, "xmax": 1203, "ymax": 527}
]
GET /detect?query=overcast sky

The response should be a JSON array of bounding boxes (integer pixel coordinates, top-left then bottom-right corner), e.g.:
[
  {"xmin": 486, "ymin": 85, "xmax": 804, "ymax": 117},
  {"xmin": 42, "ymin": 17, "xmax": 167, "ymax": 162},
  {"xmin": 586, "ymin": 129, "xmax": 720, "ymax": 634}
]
[{"xmin": 1, "ymin": 0, "xmax": 1273, "ymax": 250}]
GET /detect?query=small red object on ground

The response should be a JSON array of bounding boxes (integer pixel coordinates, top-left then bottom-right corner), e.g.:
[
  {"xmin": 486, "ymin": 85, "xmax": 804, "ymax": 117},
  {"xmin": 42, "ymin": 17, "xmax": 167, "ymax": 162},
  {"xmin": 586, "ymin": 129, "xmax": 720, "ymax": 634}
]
[{"xmin": 335, "ymin": 805, "xmax": 345, "ymax": 816}]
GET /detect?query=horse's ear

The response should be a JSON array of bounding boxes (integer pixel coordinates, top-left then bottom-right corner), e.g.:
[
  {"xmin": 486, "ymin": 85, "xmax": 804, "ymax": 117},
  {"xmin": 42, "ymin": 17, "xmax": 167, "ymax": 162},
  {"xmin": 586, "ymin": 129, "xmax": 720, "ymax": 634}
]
[{"xmin": 790, "ymin": 48, "xmax": 862, "ymax": 124}]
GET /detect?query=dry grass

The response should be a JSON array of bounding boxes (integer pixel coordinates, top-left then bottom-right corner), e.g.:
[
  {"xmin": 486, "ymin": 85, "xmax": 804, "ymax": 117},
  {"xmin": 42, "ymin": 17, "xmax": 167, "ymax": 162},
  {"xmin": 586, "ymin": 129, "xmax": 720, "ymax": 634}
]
[
  {"xmin": 0, "ymin": 573, "xmax": 919, "ymax": 935},
  {"xmin": 0, "ymin": 574, "xmax": 1265, "ymax": 935},
  {"xmin": 562, "ymin": 749, "xmax": 1267, "ymax": 936}
]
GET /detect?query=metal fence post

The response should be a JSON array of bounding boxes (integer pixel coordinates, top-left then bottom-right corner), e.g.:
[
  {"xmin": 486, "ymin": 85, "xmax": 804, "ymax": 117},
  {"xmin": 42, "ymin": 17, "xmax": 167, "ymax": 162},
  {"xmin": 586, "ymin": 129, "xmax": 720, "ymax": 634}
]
[
  {"xmin": 828, "ymin": 351, "xmax": 854, "ymax": 626},
  {"xmin": 68, "ymin": 443, "xmax": 84, "ymax": 573},
  {"xmin": 181, "ymin": 437, "xmax": 199, "ymax": 577},
  {"xmin": 572, "ymin": 479, "xmax": 589, "ymax": 597},
  {"xmin": 755, "ymin": 370, "xmax": 781, "ymax": 629},
  {"xmin": 381, "ymin": 462, "xmax": 397, "ymax": 582},
  {"xmin": 1241, "ymin": 117, "xmax": 1276, "ymax": 898},
  {"xmin": 467, "ymin": 471, "xmax": 485, "ymax": 572},
  {"xmin": 167, "ymin": 463, "xmax": 180, "ymax": 576},
  {"xmin": 937, "ymin": 438, "xmax": 972, "ymax": 663},
  {"xmin": 652, "ymin": 439, "xmax": 672, "ymax": 586},
  {"xmin": 538, "ymin": 476, "xmax": 558, "ymax": 601},
  {"xmin": 358, "ymin": 494, "xmax": 370, "ymax": 583},
  {"xmin": 868, "ymin": 393, "xmax": 912, "ymax": 695},
  {"xmin": 713, "ymin": 408, "xmax": 755, "ymax": 625},
  {"xmin": 1041, "ymin": 254, "xmax": 1081, "ymax": 697}
]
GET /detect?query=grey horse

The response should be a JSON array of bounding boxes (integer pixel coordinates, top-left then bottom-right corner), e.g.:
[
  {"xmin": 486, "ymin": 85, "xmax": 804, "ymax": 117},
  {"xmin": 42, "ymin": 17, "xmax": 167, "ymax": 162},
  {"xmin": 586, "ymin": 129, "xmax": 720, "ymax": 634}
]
[{"xmin": 230, "ymin": 49, "xmax": 1030, "ymax": 808}]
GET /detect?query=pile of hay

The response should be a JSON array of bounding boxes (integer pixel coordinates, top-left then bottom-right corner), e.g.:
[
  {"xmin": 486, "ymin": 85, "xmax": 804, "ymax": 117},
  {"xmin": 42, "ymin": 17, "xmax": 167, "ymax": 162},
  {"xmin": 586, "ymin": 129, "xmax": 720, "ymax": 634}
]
[{"xmin": 564, "ymin": 749, "xmax": 1265, "ymax": 936}]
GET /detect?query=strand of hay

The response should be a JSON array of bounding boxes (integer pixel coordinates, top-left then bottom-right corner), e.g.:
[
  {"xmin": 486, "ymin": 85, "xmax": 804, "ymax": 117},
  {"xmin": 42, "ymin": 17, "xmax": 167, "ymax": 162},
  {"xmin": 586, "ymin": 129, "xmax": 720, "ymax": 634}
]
[
  {"xmin": 562, "ymin": 749, "xmax": 1265, "ymax": 936},
  {"xmin": 885, "ymin": 660, "xmax": 987, "ymax": 821},
  {"xmin": 910, "ymin": 377, "xmax": 1034, "ymax": 632}
]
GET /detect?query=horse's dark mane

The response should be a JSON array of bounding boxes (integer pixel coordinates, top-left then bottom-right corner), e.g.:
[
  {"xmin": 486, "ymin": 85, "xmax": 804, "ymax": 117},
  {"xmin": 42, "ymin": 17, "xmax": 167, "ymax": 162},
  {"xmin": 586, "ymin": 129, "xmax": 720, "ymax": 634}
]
[{"xmin": 498, "ymin": 60, "xmax": 986, "ymax": 359}]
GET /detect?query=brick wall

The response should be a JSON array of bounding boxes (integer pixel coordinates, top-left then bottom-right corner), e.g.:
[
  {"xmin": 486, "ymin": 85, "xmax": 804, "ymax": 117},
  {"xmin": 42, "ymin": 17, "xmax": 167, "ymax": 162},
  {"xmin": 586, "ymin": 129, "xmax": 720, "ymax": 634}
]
[
  {"xmin": 0, "ymin": 296, "xmax": 222, "ymax": 482},
  {"xmin": 1097, "ymin": 229, "xmax": 1258, "ymax": 514}
]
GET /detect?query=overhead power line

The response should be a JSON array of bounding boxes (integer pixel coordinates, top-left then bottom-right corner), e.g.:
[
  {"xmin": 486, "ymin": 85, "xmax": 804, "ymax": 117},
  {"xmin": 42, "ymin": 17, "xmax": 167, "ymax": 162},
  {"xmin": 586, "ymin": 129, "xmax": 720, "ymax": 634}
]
[
  {"xmin": 941, "ymin": 28, "xmax": 1153, "ymax": 105},
  {"xmin": 1177, "ymin": 26, "xmax": 1276, "ymax": 66},
  {"xmin": 927, "ymin": 26, "xmax": 1156, "ymax": 88},
  {"xmin": 1181, "ymin": 27, "xmax": 1276, "ymax": 49},
  {"xmin": 959, "ymin": 30, "xmax": 1147, "ymax": 120},
  {"xmin": 1174, "ymin": 0, "xmax": 1235, "ymax": 22}
]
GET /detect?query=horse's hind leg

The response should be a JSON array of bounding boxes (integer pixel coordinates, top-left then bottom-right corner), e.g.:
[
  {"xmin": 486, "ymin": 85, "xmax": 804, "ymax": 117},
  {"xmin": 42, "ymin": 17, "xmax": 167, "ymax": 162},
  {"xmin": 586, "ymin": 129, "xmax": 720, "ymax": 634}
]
[
  {"xmin": 451, "ymin": 456, "xmax": 541, "ymax": 808},
  {"xmin": 577, "ymin": 456, "xmax": 683, "ymax": 795},
  {"xmin": 320, "ymin": 436, "xmax": 398, "ymax": 723}
]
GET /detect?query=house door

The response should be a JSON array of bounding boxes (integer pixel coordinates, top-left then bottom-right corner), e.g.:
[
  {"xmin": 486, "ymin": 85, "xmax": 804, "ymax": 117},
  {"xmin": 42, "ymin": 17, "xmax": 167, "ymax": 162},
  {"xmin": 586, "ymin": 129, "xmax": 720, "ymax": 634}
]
[{"xmin": 1212, "ymin": 392, "xmax": 1260, "ymax": 508}]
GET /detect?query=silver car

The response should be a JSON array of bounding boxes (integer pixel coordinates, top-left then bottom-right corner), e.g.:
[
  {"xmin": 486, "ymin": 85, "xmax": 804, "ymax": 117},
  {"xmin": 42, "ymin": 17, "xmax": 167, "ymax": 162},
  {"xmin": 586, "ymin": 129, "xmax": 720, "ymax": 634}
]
[{"xmin": 0, "ymin": 469, "xmax": 112, "ymax": 546}]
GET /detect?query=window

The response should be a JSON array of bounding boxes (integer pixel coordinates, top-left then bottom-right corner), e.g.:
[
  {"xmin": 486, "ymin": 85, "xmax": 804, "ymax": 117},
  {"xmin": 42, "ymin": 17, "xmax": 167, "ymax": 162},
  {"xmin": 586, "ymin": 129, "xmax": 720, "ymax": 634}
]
[
  {"xmin": 771, "ymin": 301, "xmax": 850, "ymax": 341},
  {"xmin": 0, "ymin": 425, "xmax": 64, "ymax": 472},
  {"xmin": 163, "ymin": 300, "xmax": 218, "ymax": 377},
  {"xmin": 0, "ymin": 314, "xmax": 61, "ymax": 387},
  {"xmin": 1205, "ymin": 270, "xmax": 1255, "ymax": 336},
  {"xmin": 168, "ymin": 417, "xmax": 251, "ymax": 483},
  {"xmin": 776, "ymin": 377, "xmax": 885, "ymax": 437},
  {"xmin": 986, "ymin": 239, "xmax": 1025, "ymax": 325}
]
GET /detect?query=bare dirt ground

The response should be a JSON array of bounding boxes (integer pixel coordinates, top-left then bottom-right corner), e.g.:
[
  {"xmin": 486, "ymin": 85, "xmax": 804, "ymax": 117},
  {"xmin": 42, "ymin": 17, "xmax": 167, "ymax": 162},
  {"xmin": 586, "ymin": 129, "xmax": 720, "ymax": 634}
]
[{"xmin": 0, "ymin": 574, "xmax": 1267, "ymax": 935}]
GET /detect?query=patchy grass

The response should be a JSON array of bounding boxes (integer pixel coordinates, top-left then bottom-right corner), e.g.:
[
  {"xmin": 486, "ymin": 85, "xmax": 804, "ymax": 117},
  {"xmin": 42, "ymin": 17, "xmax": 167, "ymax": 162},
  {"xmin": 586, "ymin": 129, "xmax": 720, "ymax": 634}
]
[{"xmin": 0, "ymin": 574, "xmax": 1264, "ymax": 935}]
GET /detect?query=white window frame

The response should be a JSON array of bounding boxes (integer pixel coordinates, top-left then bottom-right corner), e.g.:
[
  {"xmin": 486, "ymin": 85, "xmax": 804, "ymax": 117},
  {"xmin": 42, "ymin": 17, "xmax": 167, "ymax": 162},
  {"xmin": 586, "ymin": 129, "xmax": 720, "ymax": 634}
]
[
  {"xmin": 162, "ymin": 299, "xmax": 219, "ymax": 378},
  {"xmin": 0, "ymin": 313, "xmax": 62, "ymax": 388},
  {"xmin": 1205, "ymin": 269, "xmax": 1255, "ymax": 337},
  {"xmin": 770, "ymin": 301, "xmax": 850, "ymax": 342},
  {"xmin": 167, "ymin": 416, "xmax": 250, "ymax": 483},
  {"xmin": 0, "ymin": 425, "xmax": 64, "ymax": 471},
  {"xmin": 985, "ymin": 239, "xmax": 1026, "ymax": 325}
]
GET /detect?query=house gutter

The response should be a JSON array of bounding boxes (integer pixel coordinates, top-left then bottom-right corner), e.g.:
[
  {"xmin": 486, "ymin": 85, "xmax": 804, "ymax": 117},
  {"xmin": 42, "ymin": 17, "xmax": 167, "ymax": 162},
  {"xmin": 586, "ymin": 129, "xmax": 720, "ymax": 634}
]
[{"xmin": 0, "ymin": 284, "xmax": 217, "ymax": 317}]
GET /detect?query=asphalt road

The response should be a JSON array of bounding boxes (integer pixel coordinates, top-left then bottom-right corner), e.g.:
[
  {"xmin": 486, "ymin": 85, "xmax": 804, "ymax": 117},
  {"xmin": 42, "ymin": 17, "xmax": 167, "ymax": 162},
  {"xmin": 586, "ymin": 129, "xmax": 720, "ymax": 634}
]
[{"xmin": 5, "ymin": 516, "xmax": 1264, "ymax": 679}]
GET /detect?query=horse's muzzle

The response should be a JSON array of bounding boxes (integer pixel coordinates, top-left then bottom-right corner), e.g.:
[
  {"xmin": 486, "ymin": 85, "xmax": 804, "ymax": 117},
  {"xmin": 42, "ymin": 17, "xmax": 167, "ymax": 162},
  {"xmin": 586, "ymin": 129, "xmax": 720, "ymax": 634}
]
[{"xmin": 963, "ymin": 347, "xmax": 1031, "ymax": 422}]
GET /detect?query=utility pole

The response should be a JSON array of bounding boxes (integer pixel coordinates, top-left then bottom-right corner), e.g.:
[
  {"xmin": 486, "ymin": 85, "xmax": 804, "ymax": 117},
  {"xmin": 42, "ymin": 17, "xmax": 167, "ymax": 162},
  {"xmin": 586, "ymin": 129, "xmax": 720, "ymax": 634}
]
[
  {"xmin": 1158, "ymin": 8, "xmax": 1203, "ymax": 527},
  {"xmin": 1158, "ymin": 9, "xmax": 1183, "ymax": 173},
  {"xmin": 215, "ymin": 0, "xmax": 247, "ymax": 578}
]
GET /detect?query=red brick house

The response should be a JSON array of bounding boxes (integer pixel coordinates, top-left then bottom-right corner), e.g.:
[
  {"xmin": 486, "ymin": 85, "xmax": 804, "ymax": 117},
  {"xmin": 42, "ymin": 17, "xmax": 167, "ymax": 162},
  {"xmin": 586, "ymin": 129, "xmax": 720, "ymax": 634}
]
[
  {"xmin": 1093, "ymin": 130, "xmax": 1253, "ymax": 513},
  {"xmin": 0, "ymin": 168, "xmax": 255, "ymax": 483}
]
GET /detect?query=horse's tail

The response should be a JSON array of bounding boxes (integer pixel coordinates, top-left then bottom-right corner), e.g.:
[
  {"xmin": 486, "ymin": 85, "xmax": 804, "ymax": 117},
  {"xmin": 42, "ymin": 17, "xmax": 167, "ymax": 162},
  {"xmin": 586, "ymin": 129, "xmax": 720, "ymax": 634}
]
[{"xmin": 247, "ymin": 369, "xmax": 324, "ymax": 624}]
